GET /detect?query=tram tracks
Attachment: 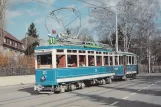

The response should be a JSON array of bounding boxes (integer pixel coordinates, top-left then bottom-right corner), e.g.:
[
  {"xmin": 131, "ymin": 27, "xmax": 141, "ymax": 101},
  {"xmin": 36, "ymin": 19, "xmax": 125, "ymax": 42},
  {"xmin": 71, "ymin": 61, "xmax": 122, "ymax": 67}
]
[
  {"xmin": 0, "ymin": 77, "xmax": 156, "ymax": 107},
  {"xmin": 26, "ymin": 80, "xmax": 147, "ymax": 107}
]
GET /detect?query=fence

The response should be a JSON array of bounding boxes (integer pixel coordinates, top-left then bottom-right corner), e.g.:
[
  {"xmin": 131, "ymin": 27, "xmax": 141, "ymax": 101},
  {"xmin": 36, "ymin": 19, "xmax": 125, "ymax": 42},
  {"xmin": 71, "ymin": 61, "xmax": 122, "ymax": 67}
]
[
  {"xmin": 151, "ymin": 66, "xmax": 161, "ymax": 73},
  {"xmin": 0, "ymin": 64, "xmax": 160, "ymax": 77},
  {"xmin": 0, "ymin": 67, "xmax": 34, "ymax": 77},
  {"xmin": 138, "ymin": 64, "xmax": 148, "ymax": 73},
  {"xmin": 138, "ymin": 64, "xmax": 161, "ymax": 73}
]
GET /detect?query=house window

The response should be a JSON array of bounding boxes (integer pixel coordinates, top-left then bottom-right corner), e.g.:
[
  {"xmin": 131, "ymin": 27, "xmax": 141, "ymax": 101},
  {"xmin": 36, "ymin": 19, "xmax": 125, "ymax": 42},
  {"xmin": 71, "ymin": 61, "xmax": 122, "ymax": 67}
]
[
  {"xmin": 4, "ymin": 38, "xmax": 6, "ymax": 43},
  {"xmin": 15, "ymin": 42, "xmax": 18, "ymax": 47},
  {"xmin": 10, "ymin": 40, "xmax": 12, "ymax": 45}
]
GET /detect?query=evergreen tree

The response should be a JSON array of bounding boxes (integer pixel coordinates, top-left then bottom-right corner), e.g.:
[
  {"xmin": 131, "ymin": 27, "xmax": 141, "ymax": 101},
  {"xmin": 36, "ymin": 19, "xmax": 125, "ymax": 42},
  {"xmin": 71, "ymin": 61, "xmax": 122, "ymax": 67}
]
[
  {"xmin": 25, "ymin": 41, "xmax": 39, "ymax": 55},
  {"xmin": 27, "ymin": 23, "xmax": 39, "ymax": 38}
]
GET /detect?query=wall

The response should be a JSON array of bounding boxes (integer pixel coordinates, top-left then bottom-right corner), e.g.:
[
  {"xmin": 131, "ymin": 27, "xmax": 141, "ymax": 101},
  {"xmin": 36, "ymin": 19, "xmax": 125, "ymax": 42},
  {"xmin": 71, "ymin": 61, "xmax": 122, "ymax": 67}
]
[{"xmin": 0, "ymin": 75, "xmax": 35, "ymax": 86}]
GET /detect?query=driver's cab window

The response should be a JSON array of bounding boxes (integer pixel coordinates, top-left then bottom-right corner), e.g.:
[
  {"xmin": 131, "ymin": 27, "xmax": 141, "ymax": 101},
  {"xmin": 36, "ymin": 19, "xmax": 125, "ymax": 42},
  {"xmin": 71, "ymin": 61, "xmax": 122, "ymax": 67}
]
[{"xmin": 37, "ymin": 53, "xmax": 52, "ymax": 69}]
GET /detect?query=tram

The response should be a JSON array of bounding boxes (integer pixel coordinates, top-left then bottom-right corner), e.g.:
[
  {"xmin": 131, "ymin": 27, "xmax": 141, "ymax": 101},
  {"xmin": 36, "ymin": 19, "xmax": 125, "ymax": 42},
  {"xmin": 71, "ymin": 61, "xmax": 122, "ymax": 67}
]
[{"xmin": 34, "ymin": 43, "xmax": 138, "ymax": 94}]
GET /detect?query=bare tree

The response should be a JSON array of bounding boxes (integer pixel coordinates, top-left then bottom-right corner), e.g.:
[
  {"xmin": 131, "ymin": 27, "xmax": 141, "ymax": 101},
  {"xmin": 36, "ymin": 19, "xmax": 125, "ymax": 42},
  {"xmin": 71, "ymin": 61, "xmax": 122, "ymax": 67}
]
[
  {"xmin": 89, "ymin": 0, "xmax": 161, "ymax": 65},
  {"xmin": 69, "ymin": 27, "xmax": 94, "ymax": 41}
]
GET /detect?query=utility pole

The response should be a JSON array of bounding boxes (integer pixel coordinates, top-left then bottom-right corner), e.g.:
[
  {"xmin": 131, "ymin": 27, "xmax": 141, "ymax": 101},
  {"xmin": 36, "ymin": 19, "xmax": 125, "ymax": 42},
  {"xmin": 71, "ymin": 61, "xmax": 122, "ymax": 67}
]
[
  {"xmin": 115, "ymin": 9, "xmax": 118, "ymax": 52},
  {"xmin": 148, "ymin": 48, "xmax": 151, "ymax": 73},
  {"xmin": 124, "ymin": 0, "xmax": 130, "ymax": 52},
  {"xmin": 148, "ymin": 30, "xmax": 151, "ymax": 73},
  {"xmin": 123, "ymin": 0, "xmax": 127, "ymax": 52}
]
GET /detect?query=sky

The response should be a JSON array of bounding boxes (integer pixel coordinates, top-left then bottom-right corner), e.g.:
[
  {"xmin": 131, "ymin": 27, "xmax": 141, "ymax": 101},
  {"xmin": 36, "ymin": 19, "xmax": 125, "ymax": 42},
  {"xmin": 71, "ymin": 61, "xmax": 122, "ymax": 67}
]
[{"xmin": 6, "ymin": 0, "xmax": 118, "ymax": 41}]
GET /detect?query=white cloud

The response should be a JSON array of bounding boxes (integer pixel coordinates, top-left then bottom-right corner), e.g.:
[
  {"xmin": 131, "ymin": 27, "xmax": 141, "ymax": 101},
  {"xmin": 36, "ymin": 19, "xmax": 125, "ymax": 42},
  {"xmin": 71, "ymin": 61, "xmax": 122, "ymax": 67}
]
[
  {"xmin": 34, "ymin": 17, "xmax": 44, "ymax": 24},
  {"xmin": 5, "ymin": 10, "xmax": 23, "ymax": 24},
  {"xmin": 26, "ymin": 9, "xmax": 38, "ymax": 16},
  {"xmin": 8, "ymin": 0, "xmax": 31, "ymax": 5},
  {"xmin": 6, "ymin": 10, "xmax": 23, "ymax": 20},
  {"xmin": 82, "ymin": 0, "xmax": 119, "ymax": 8},
  {"xmin": 8, "ymin": 0, "xmax": 56, "ymax": 6},
  {"xmin": 67, "ymin": 4, "xmax": 76, "ymax": 8}
]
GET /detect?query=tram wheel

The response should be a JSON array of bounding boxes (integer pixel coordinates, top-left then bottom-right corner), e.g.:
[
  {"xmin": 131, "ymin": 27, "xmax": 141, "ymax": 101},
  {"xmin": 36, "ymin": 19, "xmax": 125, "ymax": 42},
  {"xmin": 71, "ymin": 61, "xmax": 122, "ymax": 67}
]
[
  {"xmin": 69, "ymin": 84, "xmax": 76, "ymax": 91},
  {"xmin": 102, "ymin": 79, "xmax": 106, "ymax": 85},
  {"xmin": 80, "ymin": 82, "xmax": 85, "ymax": 89},
  {"xmin": 133, "ymin": 74, "xmax": 137, "ymax": 79},
  {"xmin": 106, "ymin": 78, "xmax": 112, "ymax": 84}
]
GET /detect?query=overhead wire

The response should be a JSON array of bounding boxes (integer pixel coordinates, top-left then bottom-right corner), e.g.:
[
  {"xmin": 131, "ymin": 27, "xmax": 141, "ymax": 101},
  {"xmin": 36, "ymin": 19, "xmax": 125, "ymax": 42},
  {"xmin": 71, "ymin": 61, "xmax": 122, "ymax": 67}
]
[
  {"xmin": 31, "ymin": 0, "xmax": 143, "ymax": 32},
  {"xmin": 31, "ymin": 0, "xmax": 62, "ymax": 8}
]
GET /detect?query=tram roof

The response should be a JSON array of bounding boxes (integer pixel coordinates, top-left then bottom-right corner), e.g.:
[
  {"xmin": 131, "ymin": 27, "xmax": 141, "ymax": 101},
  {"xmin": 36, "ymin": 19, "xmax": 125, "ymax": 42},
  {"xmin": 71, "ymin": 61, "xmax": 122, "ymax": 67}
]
[
  {"xmin": 115, "ymin": 51, "xmax": 136, "ymax": 56},
  {"xmin": 35, "ymin": 45, "xmax": 113, "ymax": 52}
]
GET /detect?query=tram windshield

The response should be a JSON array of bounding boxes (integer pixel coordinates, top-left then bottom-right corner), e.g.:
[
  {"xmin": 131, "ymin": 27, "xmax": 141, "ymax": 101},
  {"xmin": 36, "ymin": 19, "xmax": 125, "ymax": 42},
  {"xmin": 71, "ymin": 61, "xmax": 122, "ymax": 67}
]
[{"xmin": 37, "ymin": 53, "xmax": 52, "ymax": 68}]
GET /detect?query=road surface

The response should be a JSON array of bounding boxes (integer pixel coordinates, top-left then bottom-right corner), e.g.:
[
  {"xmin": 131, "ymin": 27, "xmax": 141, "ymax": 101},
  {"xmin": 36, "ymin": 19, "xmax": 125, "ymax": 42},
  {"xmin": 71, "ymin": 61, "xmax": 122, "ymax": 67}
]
[{"xmin": 0, "ymin": 73, "xmax": 161, "ymax": 107}]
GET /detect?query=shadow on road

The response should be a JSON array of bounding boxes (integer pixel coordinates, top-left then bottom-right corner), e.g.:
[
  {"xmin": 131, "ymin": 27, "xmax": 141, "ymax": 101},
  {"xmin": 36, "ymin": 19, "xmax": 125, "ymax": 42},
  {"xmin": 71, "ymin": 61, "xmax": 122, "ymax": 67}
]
[
  {"xmin": 70, "ymin": 91, "xmax": 161, "ymax": 107},
  {"xmin": 18, "ymin": 87, "xmax": 36, "ymax": 95},
  {"xmin": 98, "ymin": 85, "xmax": 161, "ymax": 96}
]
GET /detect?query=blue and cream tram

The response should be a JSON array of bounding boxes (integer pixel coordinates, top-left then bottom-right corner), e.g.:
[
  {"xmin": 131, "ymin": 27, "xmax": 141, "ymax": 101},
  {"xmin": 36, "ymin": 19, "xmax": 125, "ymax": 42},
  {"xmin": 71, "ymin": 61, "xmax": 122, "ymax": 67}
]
[{"xmin": 34, "ymin": 45, "xmax": 138, "ymax": 93}]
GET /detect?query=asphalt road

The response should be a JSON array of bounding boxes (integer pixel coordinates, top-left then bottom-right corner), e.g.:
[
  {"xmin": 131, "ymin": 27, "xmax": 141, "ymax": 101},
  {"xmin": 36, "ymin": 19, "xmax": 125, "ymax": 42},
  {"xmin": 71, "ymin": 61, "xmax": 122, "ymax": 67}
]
[{"xmin": 0, "ymin": 73, "xmax": 161, "ymax": 107}]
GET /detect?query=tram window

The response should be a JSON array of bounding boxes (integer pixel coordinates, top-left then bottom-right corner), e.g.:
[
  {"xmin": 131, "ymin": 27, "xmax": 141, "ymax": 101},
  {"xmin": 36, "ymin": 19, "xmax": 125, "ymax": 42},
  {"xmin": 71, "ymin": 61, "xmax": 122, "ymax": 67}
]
[
  {"xmin": 96, "ymin": 56, "xmax": 102, "ymax": 66},
  {"xmin": 99, "ymin": 52, "xmax": 101, "ymax": 54},
  {"xmin": 103, "ymin": 52, "xmax": 106, "ymax": 54},
  {"xmin": 129, "ymin": 56, "xmax": 131, "ymax": 64},
  {"xmin": 88, "ymin": 55, "xmax": 95, "ymax": 66},
  {"xmin": 110, "ymin": 56, "xmax": 113, "ymax": 65},
  {"xmin": 79, "ymin": 50, "xmax": 84, "ymax": 53},
  {"xmin": 115, "ymin": 56, "xmax": 118, "ymax": 65},
  {"xmin": 67, "ymin": 50, "xmax": 71, "ymax": 53},
  {"xmin": 79, "ymin": 55, "xmax": 86, "ymax": 67},
  {"xmin": 96, "ymin": 52, "xmax": 99, "ymax": 54},
  {"xmin": 37, "ymin": 54, "xmax": 52, "ymax": 65},
  {"xmin": 119, "ymin": 56, "xmax": 123, "ymax": 65},
  {"xmin": 57, "ymin": 49, "xmax": 64, "ymax": 53},
  {"xmin": 79, "ymin": 50, "xmax": 81, "ymax": 53},
  {"xmin": 104, "ymin": 56, "xmax": 108, "ymax": 65},
  {"xmin": 56, "ymin": 55, "xmax": 66, "ymax": 68},
  {"xmin": 132, "ymin": 56, "xmax": 134, "ymax": 64},
  {"xmin": 67, "ymin": 55, "xmax": 77, "ymax": 67},
  {"xmin": 88, "ymin": 51, "xmax": 94, "ymax": 54},
  {"xmin": 73, "ymin": 50, "xmax": 77, "ymax": 53},
  {"xmin": 135, "ymin": 56, "xmax": 137, "ymax": 64},
  {"xmin": 37, "ymin": 54, "xmax": 52, "ymax": 68}
]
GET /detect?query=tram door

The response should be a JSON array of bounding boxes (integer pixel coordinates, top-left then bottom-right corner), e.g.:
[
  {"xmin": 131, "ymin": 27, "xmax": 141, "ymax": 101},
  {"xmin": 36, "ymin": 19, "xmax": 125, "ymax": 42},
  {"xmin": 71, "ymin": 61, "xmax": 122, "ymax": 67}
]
[{"xmin": 123, "ymin": 55, "xmax": 127, "ymax": 76}]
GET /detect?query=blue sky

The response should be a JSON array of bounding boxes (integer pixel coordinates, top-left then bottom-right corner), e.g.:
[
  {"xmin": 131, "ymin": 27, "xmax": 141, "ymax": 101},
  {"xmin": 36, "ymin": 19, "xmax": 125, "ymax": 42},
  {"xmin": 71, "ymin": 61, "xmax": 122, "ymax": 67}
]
[{"xmin": 6, "ymin": 0, "xmax": 117, "ymax": 40}]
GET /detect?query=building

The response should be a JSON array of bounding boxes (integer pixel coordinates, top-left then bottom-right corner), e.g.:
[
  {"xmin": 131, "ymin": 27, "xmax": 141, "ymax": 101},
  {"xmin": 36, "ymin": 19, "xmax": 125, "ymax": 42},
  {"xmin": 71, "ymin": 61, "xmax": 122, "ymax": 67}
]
[
  {"xmin": 21, "ymin": 36, "xmax": 40, "ymax": 49},
  {"xmin": 0, "ymin": 29, "xmax": 25, "ymax": 57}
]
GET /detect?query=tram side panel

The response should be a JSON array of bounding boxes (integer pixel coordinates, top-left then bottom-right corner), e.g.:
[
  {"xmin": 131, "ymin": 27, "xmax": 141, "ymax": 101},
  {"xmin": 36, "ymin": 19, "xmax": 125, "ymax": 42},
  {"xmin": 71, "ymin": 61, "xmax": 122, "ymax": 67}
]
[
  {"xmin": 34, "ymin": 66, "xmax": 115, "ymax": 89},
  {"xmin": 126, "ymin": 65, "xmax": 138, "ymax": 78},
  {"xmin": 113, "ymin": 65, "xmax": 125, "ymax": 79},
  {"xmin": 35, "ymin": 69, "xmax": 58, "ymax": 86}
]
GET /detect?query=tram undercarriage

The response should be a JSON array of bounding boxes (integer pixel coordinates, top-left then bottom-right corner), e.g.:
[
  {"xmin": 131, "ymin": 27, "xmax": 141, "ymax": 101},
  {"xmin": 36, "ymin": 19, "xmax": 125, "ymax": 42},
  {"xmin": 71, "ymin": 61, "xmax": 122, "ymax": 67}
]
[{"xmin": 34, "ymin": 77, "xmax": 113, "ymax": 94}]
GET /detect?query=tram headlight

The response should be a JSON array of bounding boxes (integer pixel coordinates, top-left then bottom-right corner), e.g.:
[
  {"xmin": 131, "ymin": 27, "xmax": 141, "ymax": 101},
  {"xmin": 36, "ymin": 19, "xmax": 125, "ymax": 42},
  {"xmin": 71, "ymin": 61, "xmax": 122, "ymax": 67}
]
[{"xmin": 40, "ymin": 75, "xmax": 46, "ymax": 82}]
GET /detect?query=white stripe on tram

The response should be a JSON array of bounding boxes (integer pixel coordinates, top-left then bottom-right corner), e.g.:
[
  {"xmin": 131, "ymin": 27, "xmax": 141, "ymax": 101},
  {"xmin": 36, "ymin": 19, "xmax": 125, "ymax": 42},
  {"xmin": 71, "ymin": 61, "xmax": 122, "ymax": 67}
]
[
  {"xmin": 57, "ymin": 73, "xmax": 115, "ymax": 83},
  {"xmin": 126, "ymin": 71, "xmax": 137, "ymax": 74}
]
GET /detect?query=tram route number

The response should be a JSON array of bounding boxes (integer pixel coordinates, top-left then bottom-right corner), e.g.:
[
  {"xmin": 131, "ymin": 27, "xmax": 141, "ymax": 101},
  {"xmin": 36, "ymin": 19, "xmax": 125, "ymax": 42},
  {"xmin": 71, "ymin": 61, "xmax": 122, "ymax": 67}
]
[
  {"xmin": 114, "ymin": 68, "xmax": 118, "ymax": 70},
  {"xmin": 95, "ymin": 69, "xmax": 98, "ymax": 72},
  {"xmin": 43, "ymin": 70, "xmax": 47, "ymax": 74}
]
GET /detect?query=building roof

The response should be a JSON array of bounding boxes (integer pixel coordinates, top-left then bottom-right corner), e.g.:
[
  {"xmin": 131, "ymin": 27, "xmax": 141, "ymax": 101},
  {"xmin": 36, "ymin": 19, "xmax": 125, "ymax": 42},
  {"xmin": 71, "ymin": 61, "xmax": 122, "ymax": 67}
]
[{"xmin": 0, "ymin": 29, "xmax": 23, "ymax": 44}]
